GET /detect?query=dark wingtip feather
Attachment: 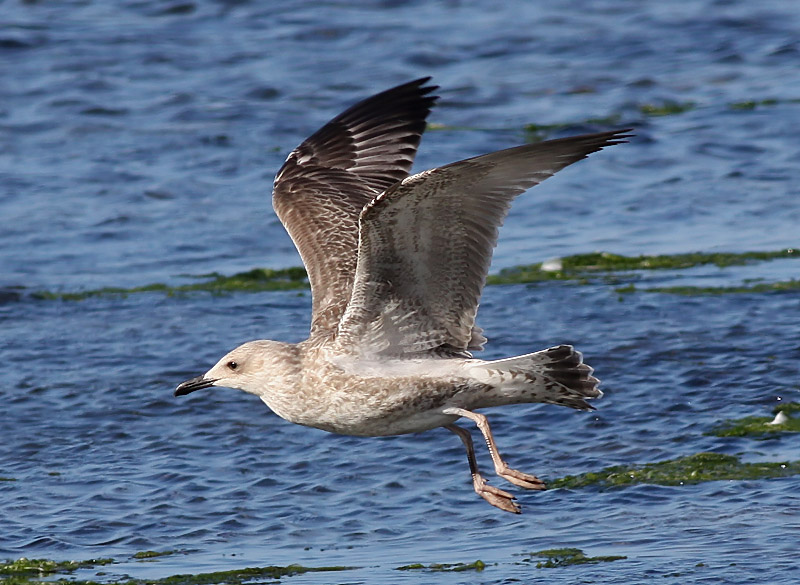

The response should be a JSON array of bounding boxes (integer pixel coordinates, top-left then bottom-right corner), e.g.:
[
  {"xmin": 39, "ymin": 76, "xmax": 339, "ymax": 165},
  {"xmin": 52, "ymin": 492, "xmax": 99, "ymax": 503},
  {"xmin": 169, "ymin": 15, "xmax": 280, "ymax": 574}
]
[
  {"xmin": 603, "ymin": 128, "xmax": 635, "ymax": 144},
  {"xmin": 541, "ymin": 345, "xmax": 603, "ymax": 407},
  {"xmin": 580, "ymin": 128, "xmax": 635, "ymax": 149},
  {"xmin": 276, "ymin": 78, "xmax": 441, "ymax": 193},
  {"xmin": 538, "ymin": 127, "xmax": 633, "ymax": 168}
]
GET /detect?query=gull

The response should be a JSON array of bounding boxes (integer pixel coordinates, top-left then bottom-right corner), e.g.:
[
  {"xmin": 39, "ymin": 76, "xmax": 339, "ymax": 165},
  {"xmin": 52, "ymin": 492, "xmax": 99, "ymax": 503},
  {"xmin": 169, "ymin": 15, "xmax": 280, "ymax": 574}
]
[{"xmin": 176, "ymin": 78, "xmax": 630, "ymax": 513}]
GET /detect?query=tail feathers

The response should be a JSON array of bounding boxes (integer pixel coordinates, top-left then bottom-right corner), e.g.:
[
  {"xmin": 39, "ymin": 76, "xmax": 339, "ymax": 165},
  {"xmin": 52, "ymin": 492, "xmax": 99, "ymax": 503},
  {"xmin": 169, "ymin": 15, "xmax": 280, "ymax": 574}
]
[
  {"xmin": 477, "ymin": 345, "xmax": 602, "ymax": 411},
  {"xmin": 539, "ymin": 345, "xmax": 601, "ymax": 410}
]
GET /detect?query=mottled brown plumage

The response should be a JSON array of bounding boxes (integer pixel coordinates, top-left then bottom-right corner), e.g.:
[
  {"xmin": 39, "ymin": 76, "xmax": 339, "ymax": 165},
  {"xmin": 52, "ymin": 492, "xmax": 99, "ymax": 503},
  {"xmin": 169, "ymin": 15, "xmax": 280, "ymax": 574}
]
[
  {"xmin": 272, "ymin": 79, "xmax": 437, "ymax": 340},
  {"xmin": 176, "ymin": 79, "xmax": 630, "ymax": 513}
]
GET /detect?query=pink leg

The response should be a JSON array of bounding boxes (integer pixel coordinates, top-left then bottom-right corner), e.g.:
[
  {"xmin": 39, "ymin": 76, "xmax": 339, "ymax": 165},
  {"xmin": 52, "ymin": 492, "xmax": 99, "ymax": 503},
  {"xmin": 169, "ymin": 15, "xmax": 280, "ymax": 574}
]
[
  {"xmin": 445, "ymin": 424, "xmax": 520, "ymax": 513},
  {"xmin": 444, "ymin": 407, "xmax": 546, "ymax": 491}
]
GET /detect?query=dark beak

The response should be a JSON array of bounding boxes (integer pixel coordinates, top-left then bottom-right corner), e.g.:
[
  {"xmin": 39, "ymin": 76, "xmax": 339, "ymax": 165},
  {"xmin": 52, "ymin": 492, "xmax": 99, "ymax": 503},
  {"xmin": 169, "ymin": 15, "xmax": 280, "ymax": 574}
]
[{"xmin": 175, "ymin": 375, "xmax": 218, "ymax": 397}]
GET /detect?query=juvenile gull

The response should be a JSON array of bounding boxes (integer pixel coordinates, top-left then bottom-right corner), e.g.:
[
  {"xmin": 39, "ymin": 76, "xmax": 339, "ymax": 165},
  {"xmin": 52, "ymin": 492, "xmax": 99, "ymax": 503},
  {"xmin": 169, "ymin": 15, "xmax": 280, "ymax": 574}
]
[{"xmin": 176, "ymin": 78, "xmax": 631, "ymax": 513}]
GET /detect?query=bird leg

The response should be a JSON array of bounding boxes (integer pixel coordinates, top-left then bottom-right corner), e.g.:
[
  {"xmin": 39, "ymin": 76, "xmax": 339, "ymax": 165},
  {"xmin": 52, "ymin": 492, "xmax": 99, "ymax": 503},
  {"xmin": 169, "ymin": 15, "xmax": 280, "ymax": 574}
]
[
  {"xmin": 444, "ymin": 407, "xmax": 546, "ymax": 491},
  {"xmin": 445, "ymin": 424, "xmax": 520, "ymax": 513}
]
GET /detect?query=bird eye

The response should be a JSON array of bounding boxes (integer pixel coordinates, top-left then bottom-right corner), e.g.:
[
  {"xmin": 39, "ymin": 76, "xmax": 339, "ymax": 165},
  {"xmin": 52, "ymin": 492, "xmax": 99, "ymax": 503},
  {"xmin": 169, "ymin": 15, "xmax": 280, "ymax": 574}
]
[{"xmin": 227, "ymin": 360, "xmax": 238, "ymax": 370}]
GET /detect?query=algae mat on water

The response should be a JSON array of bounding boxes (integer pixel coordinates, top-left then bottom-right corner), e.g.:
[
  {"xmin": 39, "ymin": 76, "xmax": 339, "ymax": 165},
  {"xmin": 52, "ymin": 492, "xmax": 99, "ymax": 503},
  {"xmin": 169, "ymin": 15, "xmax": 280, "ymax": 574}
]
[
  {"xmin": 621, "ymin": 279, "xmax": 800, "ymax": 296},
  {"xmin": 131, "ymin": 551, "xmax": 178, "ymax": 560},
  {"xmin": 487, "ymin": 248, "xmax": 799, "ymax": 285},
  {"xmin": 0, "ymin": 557, "xmax": 355, "ymax": 585},
  {"xmin": 28, "ymin": 249, "xmax": 800, "ymax": 300},
  {"xmin": 518, "ymin": 548, "xmax": 626, "ymax": 568},
  {"xmin": 550, "ymin": 452, "xmax": 800, "ymax": 489},
  {"xmin": 519, "ymin": 95, "xmax": 800, "ymax": 139},
  {"xmin": 395, "ymin": 560, "xmax": 487, "ymax": 572},
  {"xmin": 0, "ymin": 558, "xmax": 114, "ymax": 578},
  {"xmin": 706, "ymin": 402, "xmax": 800, "ymax": 438},
  {"xmin": 31, "ymin": 267, "xmax": 309, "ymax": 301}
]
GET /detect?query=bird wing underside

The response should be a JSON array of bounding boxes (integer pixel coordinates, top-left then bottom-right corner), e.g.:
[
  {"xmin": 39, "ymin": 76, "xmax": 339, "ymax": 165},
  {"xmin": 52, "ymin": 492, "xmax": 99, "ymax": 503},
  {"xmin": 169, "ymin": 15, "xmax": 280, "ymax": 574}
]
[{"xmin": 336, "ymin": 129, "xmax": 632, "ymax": 356}]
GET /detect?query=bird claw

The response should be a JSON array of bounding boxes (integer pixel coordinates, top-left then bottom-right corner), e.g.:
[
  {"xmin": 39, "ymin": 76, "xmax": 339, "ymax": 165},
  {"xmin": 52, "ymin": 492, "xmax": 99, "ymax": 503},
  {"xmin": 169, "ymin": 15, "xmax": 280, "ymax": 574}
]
[
  {"xmin": 473, "ymin": 476, "xmax": 521, "ymax": 514},
  {"xmin": 498, "ymin": 467, "xmax": 546, "ymax": 491}
]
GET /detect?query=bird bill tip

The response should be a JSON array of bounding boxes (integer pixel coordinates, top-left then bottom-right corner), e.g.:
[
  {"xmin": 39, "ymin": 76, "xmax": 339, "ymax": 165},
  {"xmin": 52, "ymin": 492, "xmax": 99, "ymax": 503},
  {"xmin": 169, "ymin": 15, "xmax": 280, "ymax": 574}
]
[{"xmin": 174, "ymin": 375, "xmax": 217, "ymax": 397}]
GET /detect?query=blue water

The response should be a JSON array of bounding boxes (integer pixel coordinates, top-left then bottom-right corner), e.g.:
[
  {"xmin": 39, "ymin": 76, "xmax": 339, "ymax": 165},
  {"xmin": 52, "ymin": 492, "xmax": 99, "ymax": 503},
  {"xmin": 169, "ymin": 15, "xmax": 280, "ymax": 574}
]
[{"xmin": 2, "ymin": 0, "xmax": 800, "ymax": 583}]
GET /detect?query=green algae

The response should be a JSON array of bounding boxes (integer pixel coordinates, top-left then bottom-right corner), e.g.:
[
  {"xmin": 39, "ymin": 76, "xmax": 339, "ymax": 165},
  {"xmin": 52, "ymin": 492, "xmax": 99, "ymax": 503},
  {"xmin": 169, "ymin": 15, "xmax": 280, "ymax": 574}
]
[
  {"xmin": 523, "ymin": 122, "xmax": 573, "ymax": 141},
  {"xmin": 708, "ymin": 415, "xmax": 800, "ymax": 437},
  {"xmin": 395, "ymin": 560, "xmax": 486, "ymax": 572},
  {"xmin": 553, "ymin": 249, "xmax": 797, "ymax": 270},
  {"xmin": 520, "ymin": 548, "xmax": 626, "ymax": 568},
  {"xmin": 706, "ymin": 402, "xmax": 800, "ymax": 438},
  {"xmin": 33, "ymin": 267, "xmax": 309, "ymax": 301},
  {"xmin": 638, "ymin": 101, "xmax": 696, "ymax": 116},
  {"xmin": 0, "ymin": 558, "xmax": 115, "ymax": 578},
  {"xmin": 437, "ymin": 96, "xmax": 800, "ymax": 138},
  {"xmin": 729, "ymin": 98, "xmax": 780, "ymax": 110},
  {"xmin": 728, "ymin": 97, "xmax": 800, "ymax": 110},
  {"xmin": 550, "ymin": 452, "xmax": 800, "ymax": 489},
  {"xmin": 132, "ymin": 550, "xmax": 177, "ymax": 560},
  {"xmin": 0, "ymin": 557, "xmax": 354, "ymax": 585},
  {"xmin": 636, "ymin": 279, "xmax": 800, "ymax": 295},
  {"xmin": 28, "ymin": 248, "xmax": 800, "ymax": 300},
  {"xmin": 636, "ymin": 96, "xmax": 800, "ymax": 116},
  {"xmin": 133, "ymin": 564, "xmax": 353, "ymax": 585},
  {"xmin": 522, "ymin": 116, "xmax": 622, "ymax": 141},
  {"xmin": 772, "ymin": 402, "xmax": 800, "ymax": 416},
  {"xmin": 488, "ymin": 249, "xmax": 799, "ymax": 285}
]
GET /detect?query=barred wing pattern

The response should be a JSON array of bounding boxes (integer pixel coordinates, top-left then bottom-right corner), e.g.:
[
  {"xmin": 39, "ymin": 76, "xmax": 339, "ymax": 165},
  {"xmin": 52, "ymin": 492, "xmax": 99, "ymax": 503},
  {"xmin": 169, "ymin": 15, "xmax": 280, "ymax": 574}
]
[
  {"xmin": 272, "ymin": 79, "xmax": 438, "ymax": 338},
  {"xmin": 336, "ymin": 130, "xmax": 632, "ymax": 356}
]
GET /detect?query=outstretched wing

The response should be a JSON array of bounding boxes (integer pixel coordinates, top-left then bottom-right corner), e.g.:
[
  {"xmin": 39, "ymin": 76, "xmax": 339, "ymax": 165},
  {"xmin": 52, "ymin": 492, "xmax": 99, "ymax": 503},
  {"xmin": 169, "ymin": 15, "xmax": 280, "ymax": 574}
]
[
  {"xmin": 272, "ymin": 79, "xmax": 438, "ymax": 339},
  {"xmin": 335, "ymin": 129, "xmax": 632, "ymax": 356}
]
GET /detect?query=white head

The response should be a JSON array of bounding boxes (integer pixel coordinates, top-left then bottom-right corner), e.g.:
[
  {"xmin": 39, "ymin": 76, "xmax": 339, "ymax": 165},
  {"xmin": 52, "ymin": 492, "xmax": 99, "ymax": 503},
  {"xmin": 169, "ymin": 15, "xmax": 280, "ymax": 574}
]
[{"xmin": 175, "ymin": 339, "xmax": 296, "ymax": 398}]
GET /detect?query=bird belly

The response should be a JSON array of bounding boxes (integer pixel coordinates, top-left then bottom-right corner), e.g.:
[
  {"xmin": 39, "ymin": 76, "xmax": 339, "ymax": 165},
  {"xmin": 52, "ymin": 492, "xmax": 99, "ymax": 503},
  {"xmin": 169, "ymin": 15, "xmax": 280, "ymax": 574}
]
[
  {"xmin": 326, "ymin": 408, "xmax": 460, "ymax": 437},
  {"xmin": 271, "ymin": 371, "xmax": 465, "ymax": 437}
]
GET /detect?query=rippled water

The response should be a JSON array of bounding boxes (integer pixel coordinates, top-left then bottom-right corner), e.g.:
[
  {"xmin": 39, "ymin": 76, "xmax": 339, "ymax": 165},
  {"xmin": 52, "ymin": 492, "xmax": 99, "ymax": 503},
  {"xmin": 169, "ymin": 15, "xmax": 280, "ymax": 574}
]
[{"xmin": 2, "ymin": 0, "xmax": 800, "ymax": 583}]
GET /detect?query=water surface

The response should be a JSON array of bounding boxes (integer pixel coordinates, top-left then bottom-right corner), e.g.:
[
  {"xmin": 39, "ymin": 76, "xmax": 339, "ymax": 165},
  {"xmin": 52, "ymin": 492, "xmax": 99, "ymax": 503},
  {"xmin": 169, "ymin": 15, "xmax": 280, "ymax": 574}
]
[{"xmin": 2, "ymin": 1, "xmax": 800, "ymax": 583}]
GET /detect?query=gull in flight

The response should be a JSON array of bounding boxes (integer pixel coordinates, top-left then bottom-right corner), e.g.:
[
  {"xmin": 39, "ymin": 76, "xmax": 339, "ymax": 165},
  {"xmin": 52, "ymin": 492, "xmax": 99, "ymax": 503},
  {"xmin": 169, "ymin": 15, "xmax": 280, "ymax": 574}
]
[{"xmin": 176, "ymin": 78, "xmax": 630, "ymax": 513}]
